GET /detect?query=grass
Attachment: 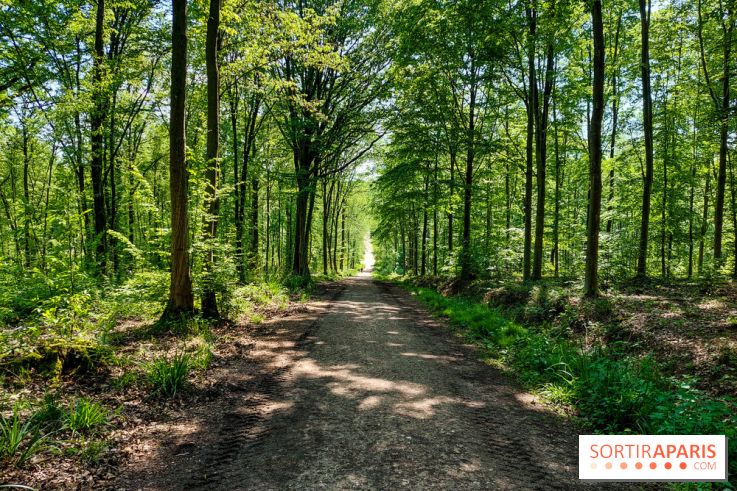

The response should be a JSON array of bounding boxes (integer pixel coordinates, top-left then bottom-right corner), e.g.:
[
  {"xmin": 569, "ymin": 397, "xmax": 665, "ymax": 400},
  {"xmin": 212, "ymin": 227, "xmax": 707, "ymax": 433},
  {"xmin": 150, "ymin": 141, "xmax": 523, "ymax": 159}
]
[
  {"xmin": 146, "ymin": 352, "xmax": 191, "ymax": 397},
  {"xmin": 65, "ymin": 398, "xmax": 108, "ymax": 435},
  {"xmin": 0, "ymin": 408, "xmax": 48, "ymax": 467},
  {"xmin": 398, "ymin": 281, "xmax": 737, "ymax": 489}
]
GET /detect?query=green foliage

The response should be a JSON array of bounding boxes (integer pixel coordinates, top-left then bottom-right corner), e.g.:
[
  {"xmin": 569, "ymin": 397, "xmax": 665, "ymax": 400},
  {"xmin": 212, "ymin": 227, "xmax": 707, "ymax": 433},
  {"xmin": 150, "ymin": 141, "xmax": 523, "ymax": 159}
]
[
  {"xmin": 31, "ymin": 393, "xmax": 65, "ymax": 429},
  {"xmin": 0, "ymin": 408, "xmax": 48, "ymax": 467},
  {"xmin": 100, "ymin": 271, "xmax": 169, "ymax": 321},
  {"xmin": 224, "ymin": 282, "xmax": 290, "ymax": 320},
  {"xmin": 146, "ymin": 353, "xmax": 191, "ymax": 397},
  {"xmin": 404, "ymin": 281, "xmax": 737, "ymax": 484},
  {"xmin": 64, "ymin": 398, "xmax": 108, "ymax": 435}
]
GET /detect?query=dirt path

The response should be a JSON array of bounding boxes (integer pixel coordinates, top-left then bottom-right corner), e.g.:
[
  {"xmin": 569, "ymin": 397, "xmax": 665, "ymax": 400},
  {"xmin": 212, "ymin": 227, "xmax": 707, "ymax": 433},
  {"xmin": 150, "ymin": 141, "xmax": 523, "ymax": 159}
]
[{"xmin": 114, "ymin": 274, "xmax": 629, "ymax": 490}]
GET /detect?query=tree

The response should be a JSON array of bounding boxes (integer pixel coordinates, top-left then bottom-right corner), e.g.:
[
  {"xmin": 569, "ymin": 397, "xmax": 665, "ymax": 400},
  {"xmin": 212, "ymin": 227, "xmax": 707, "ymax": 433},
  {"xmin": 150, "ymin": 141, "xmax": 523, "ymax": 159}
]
[
  {"xmin": 90, "ymin": 0, "xmax": 108, "ymax": 270},
  {"xmin": 696, "ymin": 0, "xmax": 734, "ymax": 269},
  {"xmin": 201, "ymin": 0, "xmax": 221, "ymax": 318},
  {"xmin": 584, "ymin": 0, "xmax": 605, "ymax": 297},
  {"xmin": 636, "ymin": 0, "xmax": 654, "ymax": 277},
  {"xmin": 164, "ymin": 0, "xmax": 194, "ymax": 316}
]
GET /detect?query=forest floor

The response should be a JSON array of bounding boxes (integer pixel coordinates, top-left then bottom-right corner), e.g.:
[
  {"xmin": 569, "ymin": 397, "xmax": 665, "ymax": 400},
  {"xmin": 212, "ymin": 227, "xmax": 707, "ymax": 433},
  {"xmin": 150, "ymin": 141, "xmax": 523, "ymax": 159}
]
[
  {"xmin": 110, "ymin": 272, "xmax": 633, "ymax": 490},
  {"xmin": 11, "ymin": 272, "xmax": 735, "ymax": 489},
  {"xmin": 613, "ymin": 281, "xmax": 737, "ymax": 397},
  {"xmin": 5, "ymin": 273, "xmax": 647, "ymax": 490}
]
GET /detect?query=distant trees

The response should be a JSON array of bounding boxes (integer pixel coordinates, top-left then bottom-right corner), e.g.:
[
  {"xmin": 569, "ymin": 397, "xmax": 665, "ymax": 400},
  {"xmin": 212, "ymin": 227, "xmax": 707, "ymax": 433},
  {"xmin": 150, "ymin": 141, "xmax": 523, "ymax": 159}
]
[
  {"xmin": 0, "ymin": 0, "xmax": 736, "ymax": 306},
  {"xmin": 373, "ymin": 0, "xmax": 737, "ymax": 294}
]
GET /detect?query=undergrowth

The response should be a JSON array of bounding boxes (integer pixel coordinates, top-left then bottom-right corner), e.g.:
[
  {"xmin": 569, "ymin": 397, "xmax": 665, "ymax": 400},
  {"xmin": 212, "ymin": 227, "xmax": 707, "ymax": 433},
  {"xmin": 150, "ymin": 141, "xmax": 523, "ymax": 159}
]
[
  {"xmin": 0, "ymin": 395, "xmax": 112, "ymax": 468},
  {"xmin": 399, "ymin": 281, "xmax": 737, "ymax": 489}
]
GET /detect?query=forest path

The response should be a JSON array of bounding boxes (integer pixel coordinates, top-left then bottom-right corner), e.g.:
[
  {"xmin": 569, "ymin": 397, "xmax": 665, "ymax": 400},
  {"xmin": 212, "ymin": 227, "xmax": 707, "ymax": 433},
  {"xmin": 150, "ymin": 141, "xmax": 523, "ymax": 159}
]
[{"xmin": 115, "ymin": 274, "xmax": 628, "ymax": 490}]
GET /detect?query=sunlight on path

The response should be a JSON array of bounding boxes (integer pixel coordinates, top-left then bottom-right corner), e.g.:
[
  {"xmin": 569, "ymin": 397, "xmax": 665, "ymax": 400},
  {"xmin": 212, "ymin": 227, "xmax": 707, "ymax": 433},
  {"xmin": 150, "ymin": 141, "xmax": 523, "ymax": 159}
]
[{"xmin": 363, "ymin": 235, "xmax": 375, "ymax": 271}]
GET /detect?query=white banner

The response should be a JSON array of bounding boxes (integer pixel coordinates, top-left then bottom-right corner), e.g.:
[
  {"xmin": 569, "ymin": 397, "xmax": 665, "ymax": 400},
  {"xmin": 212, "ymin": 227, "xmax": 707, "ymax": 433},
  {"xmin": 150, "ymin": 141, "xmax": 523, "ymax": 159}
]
[{"xmin": 579, "ymin": 435, "xmax": 728, "ymax": 482}]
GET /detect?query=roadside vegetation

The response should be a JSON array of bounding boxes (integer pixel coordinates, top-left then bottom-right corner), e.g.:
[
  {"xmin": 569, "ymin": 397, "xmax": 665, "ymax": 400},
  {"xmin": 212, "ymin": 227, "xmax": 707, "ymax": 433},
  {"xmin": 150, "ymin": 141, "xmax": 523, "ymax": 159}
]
[
  {"xmin": 379, "ymin": 274, "xmax": 737, "ymax": 488},
  {"xmin": 0, "ymin": 269, "xmax": 294, "ymax": 486}
]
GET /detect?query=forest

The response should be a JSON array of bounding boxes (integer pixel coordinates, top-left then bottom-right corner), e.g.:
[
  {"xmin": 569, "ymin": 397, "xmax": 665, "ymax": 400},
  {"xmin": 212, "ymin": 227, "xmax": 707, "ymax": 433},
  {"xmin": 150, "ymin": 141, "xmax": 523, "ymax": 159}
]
[{"xmin": 1, "ymin": 0, "xmax": 737, "ymax": 487}]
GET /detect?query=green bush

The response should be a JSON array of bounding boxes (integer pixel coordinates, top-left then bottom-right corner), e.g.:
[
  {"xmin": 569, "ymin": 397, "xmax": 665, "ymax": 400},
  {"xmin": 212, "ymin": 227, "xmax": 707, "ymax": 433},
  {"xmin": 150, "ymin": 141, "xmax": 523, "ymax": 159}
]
[
  {"xmin": 147, "ymin": 353, "xmax": 191, "ymax": 397},
  {"xmin": 402, "ymin": 280, "xmax": 737, "ymax": 487},
  {"xmin": 0, "ymin": 408, "xmax": 47, "ymax": 467},
  {"xmin": 64, "ymin": 398, "xmax": 108, "ymax": 434},
  {"xmin": 31, "ymin": 393, "xmax": 65, "ymax": 429}
]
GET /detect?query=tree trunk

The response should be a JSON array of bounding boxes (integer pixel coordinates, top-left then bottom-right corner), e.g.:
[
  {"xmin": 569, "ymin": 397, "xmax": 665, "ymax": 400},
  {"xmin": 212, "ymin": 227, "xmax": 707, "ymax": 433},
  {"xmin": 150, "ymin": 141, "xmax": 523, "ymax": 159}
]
[
  {"xmin": 698, "ymin": 171, "xmax": 710, "ymax": 275},
  {"xmin": 340, "ymin": 206, "xmax": 345, "ymax": 271},
  {"xmin": 164, "ymin": 0, "xmax": 194, "ymax": 316},
  {"xmin": 552, "ymin": 98, "xmax": 561, "ymax": 278},
  {"xmin": 448, "ymin": 148, "xmax": 455, "ymax": 253},
  {"xmin": 251, "ymin": 176, "xmax": 260, "ymax": 272},
  {"xmin": 532, "ymin": 41, "xmax": 555, "ymax": 281},
  {"xmin": 584, "ymin": 0, "xmax": 605, "ymax": 297},
  {"xmin": 421, "ymin": 177, "xmax": 428, "ymax": 277},
  {"xmin": 713, "ymin": 24, "xmax": 732, "ymax": 267},
  {"xmin": 523, "ymin": 6, "xmax": 536, "ymax": 282},
  {"xmin": 21, "ymin": 120, "xmax": 31, "ymax": 268},
  {"xmin": 200, "ymin": 0, "xmax": 221, "ymax": 318},
  {"xmin": 433, "ymin": 155, "xmax": 439, "ymax": 275},
  {"xmin": 636, "ymin": 0, "xmax": 653, "ymax": 278},
  {"xmin": 459, "ymin": 74, "xmax": 475, "ymax": 282},
  {"xmin": 322, "ymin": 179, "xmax": 330, "ymax": 275},
  {"xmin": 91, "ymin": 0, "xmax": 108, "ymax": 271},
  {"xmin": 606, "ymin": 12, "xmax": 622, "ymax": 234}
]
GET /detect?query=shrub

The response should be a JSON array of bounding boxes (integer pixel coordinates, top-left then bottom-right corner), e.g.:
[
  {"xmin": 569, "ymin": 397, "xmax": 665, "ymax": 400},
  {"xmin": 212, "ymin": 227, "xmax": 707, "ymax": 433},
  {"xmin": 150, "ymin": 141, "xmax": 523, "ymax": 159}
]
[
  {"xmin": 64, "ymin": 398, "xmax": 108, "ymax": 435},
  {"xmin": 571, "ymin": 356, "xmax": 659, "ymax": 431},
  {"xmin": 147, "ymin": 353, "xmax": 191, "ymax": 397},
  {"xmin": 0, "ymin": 408, "xmax": 47, "ymax": 467},
  {"xmin": 31, "ymin": 394, "xmax": 65, "ymax": 430},
  {"xmin": 484, "ymin": 283, "xmax": 532, "ymax": 308}
]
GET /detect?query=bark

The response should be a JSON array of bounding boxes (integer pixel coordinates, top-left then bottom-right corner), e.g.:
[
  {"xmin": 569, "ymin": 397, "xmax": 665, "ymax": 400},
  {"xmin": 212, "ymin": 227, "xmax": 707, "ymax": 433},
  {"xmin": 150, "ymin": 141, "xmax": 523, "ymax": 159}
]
[
  {"xmin": 523, "ymin": 6, "xmax": 536, "ymax": 282},
  {"xmin": 21, "ymin": 119, "xmax": 31, "ymax": 268},
  {"xmin": 90, "ymin": 0, "xmax": 108, "ymax": 271},
  {"xmin": 201, "ymin": 0, "xmax": 221, "ymax": 318},
  {"xmin": 636, "ymin": 0, "xmax": 654, "ymax": 278},
  {"xmin": 713, "ymin": 22, "xmax": 732, "ymax": 266},
  {"xmin": 448, "ymin": 148, "xmax": 455, "ymax": 253},
  {"xmin": 698, "ymin": 172, "xmax": 710, "ymax": 275},
  {"xmin": 421, "ymin": 173, "xmax": 429, "ymax": 276},
  {"xmin": 552, "ymin": 98, "xmax": 561, "ymax": 277},
  {"xmin": 532, "ymin": 41, "xmax": 555, "ymax": 280},
  {"xmin": 164, "ymin": 0, "xmax": 194, "ymax": 316},
  {"xmin": 697, "ymin": 0, "xmax": 733, "ymax": 268},
  {"xmin": 584, "ymin": 0, "xmax": 605, "ymax": 297},
  {"xmin": 251, "ymin": 176, "xmax": 260, "ymax": 271},
  {"xmin": 459, "ymin": 60, "xmax": 476, "ymax": 282},
  {"xmin": 606, "ymin": 12, "xmax": 622, "ymax": 234}
]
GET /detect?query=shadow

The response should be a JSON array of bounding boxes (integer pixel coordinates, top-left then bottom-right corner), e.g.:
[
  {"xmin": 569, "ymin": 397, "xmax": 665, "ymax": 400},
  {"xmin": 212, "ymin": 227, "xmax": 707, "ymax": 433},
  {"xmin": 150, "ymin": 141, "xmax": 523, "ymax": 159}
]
[{"xmin": 114, "ymin": 275, "xmax": 638, "ymax": 490}]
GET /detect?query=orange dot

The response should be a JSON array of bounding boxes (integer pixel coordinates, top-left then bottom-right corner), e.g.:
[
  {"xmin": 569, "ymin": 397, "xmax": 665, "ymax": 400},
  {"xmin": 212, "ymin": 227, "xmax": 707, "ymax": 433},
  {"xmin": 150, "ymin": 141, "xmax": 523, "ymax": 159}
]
[
  {"xmin": 605, "ymin": 462, "xmax": 613, "ymax": 469},
  {"xmin": 636, "ymin": 462, "xmax": 643, "ymax": 469},
  {"xmin": 620, "ymin": 462, "xmax": 627, "ymax": 469},
  {"xmin": 680, "ymin": 462, "xmax": 687, "ymax": 470},
  {"xmin": 590, "ymin": 463, "xmax": 597, "ymax": 469},
  {"xmin": 650, "ymin": 462, "xmax": 657, "ymax": 469},
  {"xmin": 665, "ymin": 462, "xmax": 672, "ymax": 470}
]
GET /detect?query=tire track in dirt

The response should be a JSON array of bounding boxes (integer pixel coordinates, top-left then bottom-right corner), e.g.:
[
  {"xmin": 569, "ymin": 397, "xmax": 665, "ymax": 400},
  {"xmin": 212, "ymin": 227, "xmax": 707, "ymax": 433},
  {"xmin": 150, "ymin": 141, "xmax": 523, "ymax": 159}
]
[
  {"xmin": 181, "ymin": 284, "xmax": 346, "ymax": 489},
  {"xmin": 115, "ymin": 277, "xmax": 649, "ymax": 489}
]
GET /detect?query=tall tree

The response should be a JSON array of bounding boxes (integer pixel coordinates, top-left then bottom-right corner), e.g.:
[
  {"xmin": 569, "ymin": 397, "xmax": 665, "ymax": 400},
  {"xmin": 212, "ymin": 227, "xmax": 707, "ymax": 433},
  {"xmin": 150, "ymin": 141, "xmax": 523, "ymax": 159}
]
[
  {"xmin": 636, "ymin": 0, "xmax": 654, "ymax": 277},
  {"xmin": 201, "ymin": 0, "xmax": 221, "ymax": 318},
  {"xmin": 163, "ymin": 0, "xmax": 194, "ymax": 316},
  {"xmin": 90, "ymin": 0, "xmax": 108, "ymax": 270},
  {"xmin": 584, "ymin": 0, "xmax": 605, "ymax": 297},
  {"xmin": 697, "ymin": 0, "xmax": 734, "ymax": 268}
]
